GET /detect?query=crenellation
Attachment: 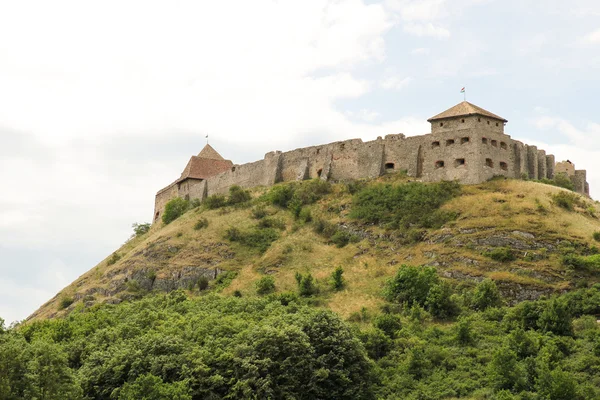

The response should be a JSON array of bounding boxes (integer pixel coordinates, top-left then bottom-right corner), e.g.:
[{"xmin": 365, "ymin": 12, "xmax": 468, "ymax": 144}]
[{"xmin": 153, "ymin": 101, "xmax": 591, "ymax": 222}]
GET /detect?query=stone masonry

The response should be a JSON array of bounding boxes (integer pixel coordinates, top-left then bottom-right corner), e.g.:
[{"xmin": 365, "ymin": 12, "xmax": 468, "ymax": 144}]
[{"xmin": 153, "ymin": 101, "xmax": 590, "ymax": 222}]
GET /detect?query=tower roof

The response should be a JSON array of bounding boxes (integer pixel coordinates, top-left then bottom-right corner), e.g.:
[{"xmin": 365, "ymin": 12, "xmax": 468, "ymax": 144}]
[
  {"xmin": 198, "ymin": 144, "xmax": 226, "ymax": 160},
  {"xmin": 178, "ymin": 156, "xmax": 233, "ymax": 181},
  {"xmin": 428, "ymin": 101, "xmax": 507, "ymax": 123}
]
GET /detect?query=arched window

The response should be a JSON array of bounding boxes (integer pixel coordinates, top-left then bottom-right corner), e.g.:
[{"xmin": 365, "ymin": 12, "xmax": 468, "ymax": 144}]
[
  {"xmin": 500, "ymin": 162, "xmax": 508, "ymax": 171},
  {"xmin": 491, "ymin": 140, "xmax": 498, "ymax": 147}
]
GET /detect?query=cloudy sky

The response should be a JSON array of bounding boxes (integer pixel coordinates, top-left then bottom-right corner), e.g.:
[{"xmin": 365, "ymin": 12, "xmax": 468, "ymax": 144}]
[{"xmin": 1, "ymin": 0, "xmax": 600, "ymax": 323}]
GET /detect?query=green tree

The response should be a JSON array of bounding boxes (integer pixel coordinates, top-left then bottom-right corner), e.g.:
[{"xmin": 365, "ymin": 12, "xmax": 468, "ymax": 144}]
[
  {"xmin": 131, "ymin": 222, "xmax": 151, "ymax": 237},
  {"xmin": 117, "ymin": 374, "xmax": 191, "ymax": 400},
  {"xmin": 331, "ymin": 266, "xmax": 345, "ymax": 290},
  {"xmin": 373, "ymin": 314, "xmax": 401, "ymax": 339},
  {"xmin": 162, "ymin": 197, "xmax": 190, "ymax": 224},
  {"xmin": 487, "ymin": 346, "xmax": 524, "ymax": 392},
  {"xmin": 425, "ymin": 281, "xmax": 458, "ymax": 318},
  {"xmin": 383, "ymin": 265, "xmax": 438, "ymax": 306},
  {"xmin": 227, "ymin": 185, "xmax": 251, "ymax": 205},
  {"xmin": 295, "ymin": 272, "xmax": 317, "ymax": 297},
  {"xmin": 24, "ymin": 340, "xmax": 82, "ymax": 400},
  {"xmin": 255, "ymin": 276, "xmax": 276, "ymax": 295},
  {"xmin": 472, "ymin": 279, "xmax": 502, "ymax": 310},
  {"xmin": 536, "ymin": 367, "xmax": 579, "ymax": 400},
  {"xmin": 538, "ymin": 298, "xmax": 573, "ymax": 336}
]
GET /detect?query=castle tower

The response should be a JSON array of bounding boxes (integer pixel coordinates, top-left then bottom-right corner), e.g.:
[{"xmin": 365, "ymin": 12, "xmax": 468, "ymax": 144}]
[{"xmin": 420, "ymin": 101, "xmax": 512, "ymax": 184}]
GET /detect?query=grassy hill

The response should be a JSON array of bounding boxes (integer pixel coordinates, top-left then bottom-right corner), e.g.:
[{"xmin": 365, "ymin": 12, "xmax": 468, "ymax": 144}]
[
  {"xmin": 5, "ymin": 174, "xmax": 600, "ymax": 399},
  {"xmin": 31, "ymin": 174, "xmax": 600, "ymax": 322}
]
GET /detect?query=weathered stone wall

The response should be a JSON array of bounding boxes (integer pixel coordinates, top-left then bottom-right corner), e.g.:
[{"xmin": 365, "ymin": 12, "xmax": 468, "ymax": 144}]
[{"xmin": 153, "ymin": 115, "xmax": 590, "ymax": 220}]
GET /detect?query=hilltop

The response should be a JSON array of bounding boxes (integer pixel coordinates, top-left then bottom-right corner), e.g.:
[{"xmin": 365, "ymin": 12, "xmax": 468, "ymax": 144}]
[
  {"xmin": 6, "ymin": 174, "xmax": 600, "ymax": 399},
  {"xmin": 30, "ymin": 174, "xmax": 600, "ymax": 321}
]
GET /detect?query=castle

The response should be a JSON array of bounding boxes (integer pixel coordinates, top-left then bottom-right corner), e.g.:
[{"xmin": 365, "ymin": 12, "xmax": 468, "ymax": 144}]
[{"xmin": 154, "ymin": 101, "xmax": 590, "ymax": 222}]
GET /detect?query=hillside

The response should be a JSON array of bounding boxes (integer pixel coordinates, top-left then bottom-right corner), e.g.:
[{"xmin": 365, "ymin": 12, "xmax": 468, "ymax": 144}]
[
  {"xmin": 31, "ymin": 174, "xmax": 600, "ymax": 321},
  {"xmin": 5, "ymin": 174, "xmax": 600, "ymax": 399}
]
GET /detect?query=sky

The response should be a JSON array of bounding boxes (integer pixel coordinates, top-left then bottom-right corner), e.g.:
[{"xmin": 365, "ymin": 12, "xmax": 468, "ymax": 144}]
[{"xmin": 1, "ymin": 0, "xmax": 600, "ymax": 324}]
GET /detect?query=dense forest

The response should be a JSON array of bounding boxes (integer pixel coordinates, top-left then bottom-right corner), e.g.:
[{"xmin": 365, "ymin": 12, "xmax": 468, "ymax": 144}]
[{"xmin": 7, "ymin": 176, "xmax": 600, "ymax": 399}]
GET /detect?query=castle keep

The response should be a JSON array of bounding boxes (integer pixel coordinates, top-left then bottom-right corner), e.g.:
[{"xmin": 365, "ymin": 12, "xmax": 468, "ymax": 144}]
[{"xmin": 154, "ymin": 101, "xmax": 590, "ymax": 222}]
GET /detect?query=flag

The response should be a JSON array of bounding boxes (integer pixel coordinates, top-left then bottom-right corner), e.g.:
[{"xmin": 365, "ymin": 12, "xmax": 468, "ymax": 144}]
[{"xmin": 460, "ymin": 87, "xmax": 465, "ymax": 93}]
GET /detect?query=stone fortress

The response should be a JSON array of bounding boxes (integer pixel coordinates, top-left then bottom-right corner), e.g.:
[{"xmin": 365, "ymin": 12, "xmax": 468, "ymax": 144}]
[{"xmin": 154, "ymin": 101, "xmax": 590, "ymax": 222}]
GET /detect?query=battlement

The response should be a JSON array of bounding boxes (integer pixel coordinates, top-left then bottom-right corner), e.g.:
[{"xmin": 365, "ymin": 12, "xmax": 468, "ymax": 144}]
[{"xmin": 153, "ymin": 101, "xmax": 590, "ymax": 222}]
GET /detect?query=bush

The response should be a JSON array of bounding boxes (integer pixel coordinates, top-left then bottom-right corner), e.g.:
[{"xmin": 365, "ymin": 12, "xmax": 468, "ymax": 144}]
[
  {"xmin": 225, "ymin": 227, "xmax": 279, "ymax": 253},
  {"xmin": 251, "ymin": 206, "xmax": 268, "ymax": 219},
  {"xmin": 593, "ymin": 232, "xmax": 600, "ymax": 242},
  {"xmin": 107, "ymin": 252, "xmax": 121, "ymax": 266},
  {"xmin": 373, "ymin": 314, "xmax": 401, "ymax": 339},
  {"xmin": 255, "ymin": 276, "xmax": 276, "ymax": 295},
  {"xmin": 425, "ymin": 281, "xmax": 459, "ymax": 318},
  {"xmin": 205, "ymin": 194, "xmax": 227, "ymax": 209},
  {"xmin": 295, "ymin": 272, "xmax": 317, "ymax": 297},
  {"xmin": 383, "ymin": 265, "xmax": 439, "ymax": 307},
  {"xmin": 484, "ymin": 247, "xmax": 516, "ymax": 262},
  {"xmin": 227, "ymin": 185, "xmax": 251, "ymax": 205},
  {"xmin": 257, "ymin": 217, "xmax": 286, "ymax": 230},
  {"xmin": 267, "ymin": 180, "xmax": 331, "ymax": 210},
  {"xmin": 58, "ymin": 297, "xmax": 74, "ymax": 310},
  {"xmin": 162, "ymin": 197, "xmax": 190, "ymax": 224},
  {"xmin": 298, "ymin": 208, "xmax": 312, "ymax": 223},
  {"xmin": 313, "ymin": 219, "xmax": 338, "ymax": 238},
  {"xmin": 349, "ymin": 181, "xmax": 460, "ymax": 229},
  {"xmin": 131, "ymin": 222, "xmax": 150, "ymax": 237},
  {"xmin": 561, "ymin": 253, "xmax": 600, "ymax": 271},
  {"xmin": 196, "ymin": 277, "xmax": 209, "ymax": 291},
  {"xmin": 268, "ymin": 184, "xmax": 295, "ymax": 208},
  {"xmin": 330, "ymin": 230, "xmax": 357, "ymax": 248},
  {"xmin": 193, "ymin": 218, "xmax": 209, "ymax": 230},
  {"xmin": 472, "ymin": 279, "xmax": 503, "ymax": 310}
]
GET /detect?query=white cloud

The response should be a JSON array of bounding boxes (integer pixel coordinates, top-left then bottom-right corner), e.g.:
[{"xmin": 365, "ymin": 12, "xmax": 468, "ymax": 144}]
[
  {"xmin": 411, "ymin": 47, "xmax": 431, "ymax": 55},
  {"xmin": 385, "ymin": 0, "xmax": 447, "ymax": 21},
  {"xmin": 403, "ymin": 23, "xmax": 450, "ymax": 38},
  {"xmin": 582, "ymin": 28, "xmax": 600, "ymax": 44},
  {"xmin": 380, "ymin": 76, "xmax": 413, "ymax": 90}
]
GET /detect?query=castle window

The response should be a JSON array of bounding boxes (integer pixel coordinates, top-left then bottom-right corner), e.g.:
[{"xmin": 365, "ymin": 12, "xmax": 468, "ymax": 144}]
[
  {"xmin": 385, "ymin": 162, "xmax": 395, "ymax": 170},
  {"xmin": 435, "ymin": 160, "xmax": 445, "ymax": 169},
  {"xmin": 340, "ymin": 143, "xmax": 345, "ymax": 150},
  {"xmin": 482, "ymin": 137, "xmax": 488, "ymax": 144},
  {"xmin": 491, "ymin": 140, "xmax": 498, "ymax": 147},
  {"xmin": 317, "ymin": 168, "xmax": 323, "ymax": 178},
  {"xmin": 316, "ymin": 148, "xmax": 320, "ymax": 155},
  {"xmin": 500, "ymin": 142, "xmax": 507, "ymax": 150},
  {"xmin": 432, "ymin": 141, "xmax": 440, "ymax": 148},
  {"xmin": 496, "ymin": 122, "xmax": 499, "ymax": 127},
  {"xmin": 455, "ymin": 158, "xmax": 466, "ymax": 167},
  {"xmin": 461, "ymin": 119, "xmax": 465, "ymax": 123},
  {"xmin": 487, "ymin": 121, "xmax": 490, "ymax": 125},
  {"xmin": 485, "ymin": 158, "xmax": 494, "ymax": 168},
  {"xmin": 155, "ymin": 211, "xmax": 160, "ymax": 221},
  {"xmin": 461, "ymin": 137, "xmax": 470, "ymax": 144},
  {"xmin": 446, "ymin": 139, "xmax": 455, "ymax": 146},
  {"xmin": 440, "ymin": 122, "xmax": 444, "ymax": 127},
  {"xmin": 232, "ymin": 166, "xmax": 236, "ymax": 172},
  {"xmin": 500, "ymin": 162, "xmax": 508, "ymax": 171},
  {"xmin": 478, "ymin": 118, "xmax": 481, "ymax": 122}
]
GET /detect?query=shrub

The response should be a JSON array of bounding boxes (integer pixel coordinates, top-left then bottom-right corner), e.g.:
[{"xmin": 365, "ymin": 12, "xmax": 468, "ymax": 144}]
[
  {"xmin": 197, "ymin": 277, "xmax": 209, "ymax": 291},
  {"xmin": 331, "ymin": 266, "xmax": 344, "ymax": 290},
  {"xmin": 255, "ymin": 276, "xmax": 276, "ymax": 295},
  {"xmin": 205, "ymin": 194, "xmax": 227, "ymax": 209},
  {"xmin": 383, "ymin": 265, "xmax": 439, "ymax": 307},
  {"xmin": 193, "ymin": 218, "xmax": 209, "ymax": 230},
  {"xmin": 268, "ymin": 184, "xmax": 295, "ymax": 208},
  {"xmin": 593, "ymin": 232, "xmax": 600, "ymax": 242},
  {"xmin": 562, "ymin": 253, "xmax": 600, "ymax": 271},
  {"xmin": 538, "ymin": 298, "xmax": 573, "ymax": 336},
  {"xmin": 471, "ymin": 279, "xmax": 502, "ymax": 310},
  {"xmin": 373, "ymin": 314, "xmax": 401, "ymax": 339},
  {"xmin": 162, "ymin": 197, "xmax": 190, "ymax": 224},
  {"xmin": 313, "ymin": 219, "xmax": 338, "ymax": 238},
  {"xmin": 425, "ymin": 281, "xmax": 459, "ymax": 318},
  {"xmin": 349, "ymin": 181, "xmax": 460, "ymax": 229},
  {"xmin": 251, "ymin": 206, "xmax": 268, "ymax": 219},
  {"xmin": 131, "ymin": 222, "xmax": 151, "ymax": 237},
  {"xmin": 298, "ymin": 208, "xmax": 312, "ymax": 223},
  {"xmin": 330, "ymin": 230, "xmax": 356, "ymax": 248},
  {"xmin": 225, "ymin": 227, "xmax": 279, "ymax": 253},
  {"xmin": 107, "ymin": 252, "xmax": 121, "ymax": 266},
  {"xmin": 233, "ymin": 290, "xmax": 242, "ymax": 297},
  {"xmin": 228, "ymin": 185, "xmax": 251, "ymax": 205},
  {"xmin": 190, "ymin": 198, "xmax": 202, "ymax": 208},
  {"xmin": 58, "ymin": 297, "xmax": 74, "ymax": 310},
  {"xmin": 288, "ymin": 196, "xmax": 303, "ymax": 219},
  {"xmin": 484, "ymin": 247, "xmax": 516, "ymax": 262},
  {"xmin": 295, "ymin": 272, "xmax": 317, "ymax": 297},
  {"xmin": 257, "ymin": 217, "xmax": 286, "ymax": 230}
]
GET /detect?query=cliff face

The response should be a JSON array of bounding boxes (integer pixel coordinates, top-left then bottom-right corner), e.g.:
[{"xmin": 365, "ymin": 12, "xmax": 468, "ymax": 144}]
[{"xmin": 30, "ymin": 175, "xmax": 600, "ymax": 322}]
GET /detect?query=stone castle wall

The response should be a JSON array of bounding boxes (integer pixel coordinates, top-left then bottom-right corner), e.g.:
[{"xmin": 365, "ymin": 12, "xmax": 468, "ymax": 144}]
[{"xmin": 153, "ymin": 116, "xmax": 590, "ymax": 221}]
